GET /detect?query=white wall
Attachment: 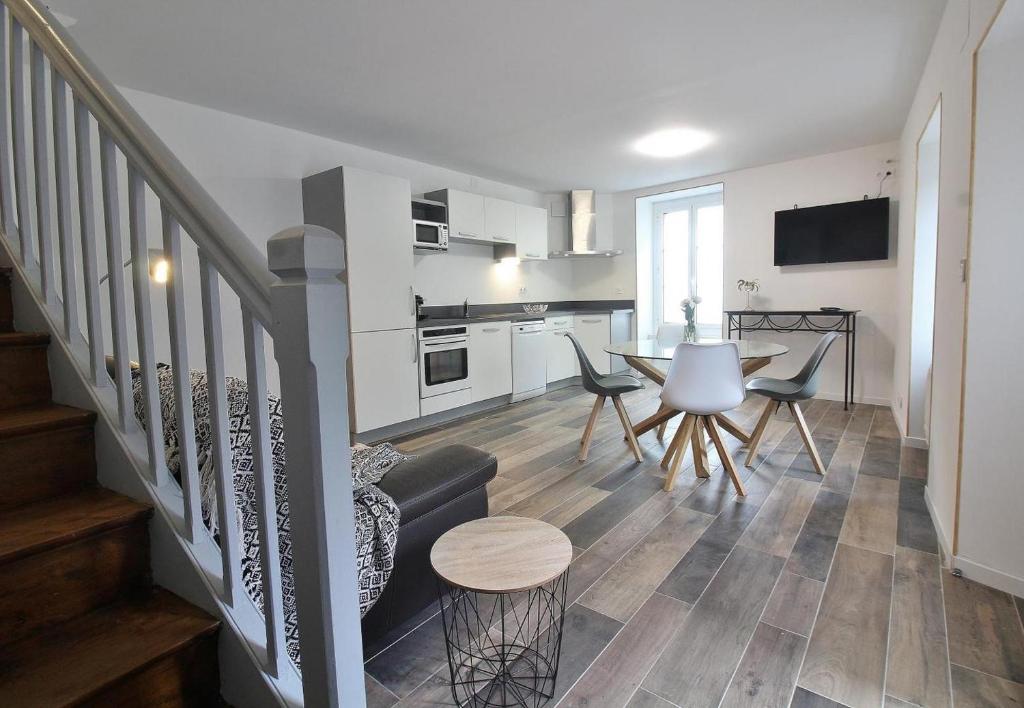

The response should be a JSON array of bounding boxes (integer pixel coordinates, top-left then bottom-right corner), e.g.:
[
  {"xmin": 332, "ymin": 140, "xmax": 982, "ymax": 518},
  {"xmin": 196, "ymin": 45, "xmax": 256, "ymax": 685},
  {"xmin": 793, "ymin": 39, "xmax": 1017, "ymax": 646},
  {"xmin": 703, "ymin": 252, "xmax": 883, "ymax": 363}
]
[
  {"xmin": 120, "ymin": 88, "xmax": 577, "ymax": 309},
  {"xmin": 906, "ymin": 109, "xmax": 940, "ymax": 443},
  {"xmin": 593, "ymin": 142, "xmax": 900, "ymax": 405},
  {"xmin": 891, "ymin": 0, "xmax": 1004, "ymax": 561},
  {"xmin": 956, "ymin": 1, "xmax": 1024, "ymax": 594}
]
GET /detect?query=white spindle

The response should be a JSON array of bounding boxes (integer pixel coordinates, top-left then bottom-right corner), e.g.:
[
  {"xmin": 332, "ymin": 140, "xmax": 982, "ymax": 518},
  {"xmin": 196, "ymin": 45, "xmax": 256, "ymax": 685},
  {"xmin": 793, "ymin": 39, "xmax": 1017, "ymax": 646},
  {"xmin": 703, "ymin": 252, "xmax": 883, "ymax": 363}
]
[
  {"xmin": 199, "ymin": 252, "xmax": 242, "ymax": 606},
  {"xmin": 30, "ymin": 40, "xmax": 54, "ymax": 304},
  {"xmin": 99, "ymin": 129, "xmax": 132, "ymax": 429},
  {"xmin": 51, "ymin": 70, "xmax": 77, "ymax": 339},
  {"xmin": 269, "ymin": 226, "xmax": 366, "ymax": 707},
  {"xmin": 0, "ymin": 6, "xmax": 15, "ymax": 239},
  {"xmin": 9, "ymin": 19, "xmax": 32, "ymax": 263},
  {"xmin": 160, "ymin": 205, "xmax": 201, "ymax": 537},
  {"xmin": 127, "ymin": 166, "xmax": 168, "ymax": 488},
  {"xmin": 242, "ymin": 307, "xmax": 286, "ymax": 678},
  {"xmin": 73, "ymin": 99, "xmax": 105, "ymax": 385}
]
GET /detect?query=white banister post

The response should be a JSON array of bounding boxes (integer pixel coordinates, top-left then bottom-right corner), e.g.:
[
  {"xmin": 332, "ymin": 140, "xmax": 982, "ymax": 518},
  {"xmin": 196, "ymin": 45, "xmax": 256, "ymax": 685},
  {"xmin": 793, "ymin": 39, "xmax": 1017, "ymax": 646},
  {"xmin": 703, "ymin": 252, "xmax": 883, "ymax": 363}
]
[{"xmin": 268, "ymin": 225, "xmax": 366, "ymax": 708}]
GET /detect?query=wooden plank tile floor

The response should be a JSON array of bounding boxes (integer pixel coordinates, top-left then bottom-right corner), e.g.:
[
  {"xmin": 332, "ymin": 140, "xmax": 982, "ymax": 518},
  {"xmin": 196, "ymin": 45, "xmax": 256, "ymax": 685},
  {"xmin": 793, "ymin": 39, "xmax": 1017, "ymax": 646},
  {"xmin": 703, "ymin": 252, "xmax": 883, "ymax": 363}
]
[{"xmin": 363, "ymin": 385, "xmax": 1024, "ymax": 707}]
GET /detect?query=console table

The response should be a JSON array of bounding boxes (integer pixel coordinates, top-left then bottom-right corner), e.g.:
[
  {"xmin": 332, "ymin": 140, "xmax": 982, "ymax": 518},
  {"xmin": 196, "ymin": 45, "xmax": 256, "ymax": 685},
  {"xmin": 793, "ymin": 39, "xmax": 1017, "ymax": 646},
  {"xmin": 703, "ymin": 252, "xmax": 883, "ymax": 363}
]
[{"xmin": 725, "ymin": 309, "xmax": 859, "ymax": 409}]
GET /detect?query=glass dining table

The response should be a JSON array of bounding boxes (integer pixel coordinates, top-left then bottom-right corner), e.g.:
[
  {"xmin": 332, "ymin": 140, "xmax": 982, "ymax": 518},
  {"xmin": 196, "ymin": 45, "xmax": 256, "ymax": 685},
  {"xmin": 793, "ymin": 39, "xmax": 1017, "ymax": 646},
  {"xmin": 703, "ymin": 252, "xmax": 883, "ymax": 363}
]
[{"xmin": 604, "ymin": 336, "xmax": 789, "ymax": 444}]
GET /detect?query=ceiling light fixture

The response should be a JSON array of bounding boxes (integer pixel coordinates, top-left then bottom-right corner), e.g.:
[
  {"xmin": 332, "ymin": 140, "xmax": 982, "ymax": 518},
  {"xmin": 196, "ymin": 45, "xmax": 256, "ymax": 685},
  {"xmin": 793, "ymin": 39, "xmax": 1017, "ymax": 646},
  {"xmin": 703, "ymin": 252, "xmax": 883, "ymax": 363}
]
[{"xmin": 634, "ymin": 128, "xmax": 713, "ymax": 158}]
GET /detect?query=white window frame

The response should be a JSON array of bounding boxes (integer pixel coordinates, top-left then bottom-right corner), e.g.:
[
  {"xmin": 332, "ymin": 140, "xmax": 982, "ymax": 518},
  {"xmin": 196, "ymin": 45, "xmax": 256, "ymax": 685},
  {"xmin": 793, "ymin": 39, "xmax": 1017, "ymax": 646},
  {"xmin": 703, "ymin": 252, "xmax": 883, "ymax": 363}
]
[{"xmin": 652, "ymin": 192, "xmax": 724, "ymax": 336}]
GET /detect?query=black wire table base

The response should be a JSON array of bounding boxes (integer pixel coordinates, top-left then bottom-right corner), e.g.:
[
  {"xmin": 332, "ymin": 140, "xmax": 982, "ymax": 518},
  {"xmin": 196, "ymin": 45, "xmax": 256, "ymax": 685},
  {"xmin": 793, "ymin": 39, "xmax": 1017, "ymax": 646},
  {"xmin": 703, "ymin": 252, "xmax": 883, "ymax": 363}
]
[{"xmin": 437, "ymin": 570, "xmax": 570, "ymax": 707}]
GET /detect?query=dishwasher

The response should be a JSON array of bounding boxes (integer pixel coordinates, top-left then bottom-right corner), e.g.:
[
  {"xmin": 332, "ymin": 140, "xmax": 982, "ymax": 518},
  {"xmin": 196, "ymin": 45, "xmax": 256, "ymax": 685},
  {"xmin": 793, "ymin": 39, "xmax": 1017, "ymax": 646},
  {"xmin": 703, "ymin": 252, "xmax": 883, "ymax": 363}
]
[{"xmin": 511, "ymin": 319, "xmax": 547, "ymax": 402}]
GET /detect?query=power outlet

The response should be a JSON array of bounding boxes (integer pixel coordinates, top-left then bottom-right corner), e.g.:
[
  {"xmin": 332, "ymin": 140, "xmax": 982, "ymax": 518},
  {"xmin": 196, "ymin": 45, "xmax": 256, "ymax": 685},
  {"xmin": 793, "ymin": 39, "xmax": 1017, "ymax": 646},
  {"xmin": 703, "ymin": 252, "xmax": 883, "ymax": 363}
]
[{"xmin": 519, "ymin": 286, "xmax": 527, "ymax": 296}]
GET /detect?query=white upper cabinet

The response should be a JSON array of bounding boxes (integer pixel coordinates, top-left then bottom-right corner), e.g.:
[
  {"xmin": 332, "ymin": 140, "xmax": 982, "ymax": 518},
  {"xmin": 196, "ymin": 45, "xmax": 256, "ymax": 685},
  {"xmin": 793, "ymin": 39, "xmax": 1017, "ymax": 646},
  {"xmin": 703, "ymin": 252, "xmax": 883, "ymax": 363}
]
[
  {"xmin": 484, "ymin": 197, "xmax": 517, "ymax": 244},
  {"xmin": 469, "ymin": 320, "xmax": 513, "ymax": 402},
  {"xmin": 302, "ymin": 166, "xmax": 414, "ymax": 333},
  {"xmin": 430, "ymin": 188, "xmax": 485, "ymax": 241},
  {"xmin": 573, "ymin": 314, "xmax": 612, "ymax": 375},
  {"xmin": 516, "ymin": 204, "xmax": 548, "ymax": 260}
]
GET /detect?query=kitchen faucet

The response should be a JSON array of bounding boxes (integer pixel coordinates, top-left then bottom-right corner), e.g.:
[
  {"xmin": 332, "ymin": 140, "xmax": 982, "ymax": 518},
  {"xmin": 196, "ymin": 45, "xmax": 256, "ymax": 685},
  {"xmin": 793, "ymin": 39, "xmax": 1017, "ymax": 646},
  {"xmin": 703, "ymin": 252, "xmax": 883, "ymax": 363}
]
[{"xmin": 463, "ymin": 298, "xmax": 470, "ymax": 318}]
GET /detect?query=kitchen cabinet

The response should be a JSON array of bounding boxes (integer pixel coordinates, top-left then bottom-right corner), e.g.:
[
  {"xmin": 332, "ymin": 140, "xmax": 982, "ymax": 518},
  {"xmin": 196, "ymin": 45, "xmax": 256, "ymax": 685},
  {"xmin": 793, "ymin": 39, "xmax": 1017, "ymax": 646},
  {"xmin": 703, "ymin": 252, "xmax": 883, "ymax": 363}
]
[
  {"xmin": 302, "ymin": 166, "xmax": 414, "ymax": 333},
  {"xmin": 573, "ymin": 314, "xmax": 612, "ymax": 375},
  {"xmin": 349, "ymin": 329, "xmax": 420, "ymax": 433},
  {"xmin": 469, "ymin": 320, "xmax": 512, "ymax": 402},
  {"xmin": 425, "ymin": 188, "xmax": 486, "ymax": 242},
  {"xmin": 484, "ymin": 197, "xmax": 517, "ymax": 244},
  {"xmin": 545, "ymin": 316, "xmax": 577, "ymax": 383},
  {"xmin": 516, "ymin": 204, "xmax": 549, "ymax": 260},
  {"xmin": 610, "ymin": 311, "xmax": 633, "ymax": 374}
]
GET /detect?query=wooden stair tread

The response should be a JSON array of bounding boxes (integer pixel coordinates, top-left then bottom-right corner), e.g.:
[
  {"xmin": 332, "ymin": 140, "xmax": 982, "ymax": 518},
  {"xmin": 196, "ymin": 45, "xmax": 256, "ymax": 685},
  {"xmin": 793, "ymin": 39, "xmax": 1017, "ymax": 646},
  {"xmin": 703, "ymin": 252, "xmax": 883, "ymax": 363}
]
[
  {"xmin": 0, "ymin": 589, "xmax": 219, "ymax": 705},
  {"xmin": 0, "ymin": 403, "xmax": 96, "ymax": 439},
  {"xmin": 0, "ymin": 488, "xmax": 150, "ymax": 564},
  {"xmin": 0, "ymin": 331, "xmax": 49, "ymax": 347}
]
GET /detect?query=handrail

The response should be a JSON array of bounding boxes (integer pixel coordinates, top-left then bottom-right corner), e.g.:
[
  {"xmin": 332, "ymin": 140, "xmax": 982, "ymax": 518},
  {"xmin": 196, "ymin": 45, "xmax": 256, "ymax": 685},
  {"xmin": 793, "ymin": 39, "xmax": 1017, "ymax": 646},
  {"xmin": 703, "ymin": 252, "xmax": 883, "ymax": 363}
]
[{"xmin": 5, "ymin": 0, "xmax": 275, "ymax": 327}]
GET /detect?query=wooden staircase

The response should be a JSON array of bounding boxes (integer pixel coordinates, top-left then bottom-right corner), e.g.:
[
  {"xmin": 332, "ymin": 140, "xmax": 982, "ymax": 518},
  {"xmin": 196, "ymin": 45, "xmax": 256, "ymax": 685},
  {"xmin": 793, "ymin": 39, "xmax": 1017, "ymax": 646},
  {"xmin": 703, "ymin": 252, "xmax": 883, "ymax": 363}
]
[{"xmin": 0, "ymin": 267, "xmax": 223, "ymax": 706}]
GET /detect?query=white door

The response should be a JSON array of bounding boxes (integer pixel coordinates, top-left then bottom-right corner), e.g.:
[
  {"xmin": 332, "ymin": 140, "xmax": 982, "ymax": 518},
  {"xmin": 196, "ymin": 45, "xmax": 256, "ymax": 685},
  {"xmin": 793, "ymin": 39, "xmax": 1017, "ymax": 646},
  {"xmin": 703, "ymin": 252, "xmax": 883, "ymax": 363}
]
[
  {"xmin": 470, "ymin": 321, "xmax": 512, "ymax": 402},
  {"xmin": 349, "ymin": 329, "xmax": 420, "ymax": 433},
  {"xmin": 446, "ymin": 189, "xmax": 486, "ymax": 241},
  {"xmin": 573, "ymin": 314, "xmax": 611, "ymax": 375},
  {"xmin": 342, "ymin": 167, "xmax": 415, "ymax": 333},
  {"xmin": 516, "ymin": 204, "xmax": 548, "ymax": 260},
  {"xmin": 484, "ymin": 197, "xmax": 517, "ymax": 244}
]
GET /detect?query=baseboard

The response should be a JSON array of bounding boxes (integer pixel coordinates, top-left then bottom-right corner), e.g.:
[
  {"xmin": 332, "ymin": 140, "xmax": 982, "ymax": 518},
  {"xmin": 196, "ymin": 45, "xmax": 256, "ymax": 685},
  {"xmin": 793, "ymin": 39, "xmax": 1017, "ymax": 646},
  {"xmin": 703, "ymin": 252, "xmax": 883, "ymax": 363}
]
[
  {"xmin": 889, "ymin": 402, "xmax": 929, "ymax": 449},
  {"xmin": 950, "ymin": 555, "xmax": 1024, "ymax": 598},
  {"xmin": 924, "ymin": 484, "xmax": 953, "ymax": 564},
  {"xmin": 814, "ymin": 391, "xmax": 890, "ymax": 406}
]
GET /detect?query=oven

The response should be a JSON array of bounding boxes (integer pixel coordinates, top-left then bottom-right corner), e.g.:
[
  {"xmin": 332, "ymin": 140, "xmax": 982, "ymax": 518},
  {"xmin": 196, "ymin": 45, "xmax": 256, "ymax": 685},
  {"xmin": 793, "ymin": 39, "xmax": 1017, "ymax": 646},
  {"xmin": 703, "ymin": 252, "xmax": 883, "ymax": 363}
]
[{"xmin": 418, "ymin": 324, "xmax": 470, "ymax": 399}]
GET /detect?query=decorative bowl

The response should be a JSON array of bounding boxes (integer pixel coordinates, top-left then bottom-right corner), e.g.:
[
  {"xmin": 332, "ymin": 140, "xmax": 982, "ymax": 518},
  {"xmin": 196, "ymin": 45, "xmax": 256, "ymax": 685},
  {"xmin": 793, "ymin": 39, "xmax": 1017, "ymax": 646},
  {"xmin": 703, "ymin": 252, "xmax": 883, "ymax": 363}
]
[{"xmin": 522, "ymin": 304, "xmax": 549, "ymax": 314}]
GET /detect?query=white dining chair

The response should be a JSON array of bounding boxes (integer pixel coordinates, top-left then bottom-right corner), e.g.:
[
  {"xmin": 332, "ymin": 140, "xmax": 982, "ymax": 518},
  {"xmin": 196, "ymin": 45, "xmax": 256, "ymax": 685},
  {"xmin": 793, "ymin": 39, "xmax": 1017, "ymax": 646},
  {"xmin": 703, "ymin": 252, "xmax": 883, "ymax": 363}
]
[
  {"xmin": 656, "ymin": 322, "xmax": 686, "ymax": 342},
  {"xmin": 653, "ymin": 322, "xmax": 685, "ymax": 441},
  {"xmin": 660, "ymin": 342, "xmax": 747, "ymax": 495}
]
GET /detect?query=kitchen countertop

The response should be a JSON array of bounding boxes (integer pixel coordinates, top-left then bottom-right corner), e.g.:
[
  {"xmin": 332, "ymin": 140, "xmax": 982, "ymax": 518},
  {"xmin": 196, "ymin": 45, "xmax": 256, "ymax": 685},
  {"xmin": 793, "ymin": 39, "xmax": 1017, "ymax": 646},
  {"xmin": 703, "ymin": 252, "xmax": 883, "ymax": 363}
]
[{"xmin": 416, "ymin": 305, "xmax": 634, "ymax": 328}]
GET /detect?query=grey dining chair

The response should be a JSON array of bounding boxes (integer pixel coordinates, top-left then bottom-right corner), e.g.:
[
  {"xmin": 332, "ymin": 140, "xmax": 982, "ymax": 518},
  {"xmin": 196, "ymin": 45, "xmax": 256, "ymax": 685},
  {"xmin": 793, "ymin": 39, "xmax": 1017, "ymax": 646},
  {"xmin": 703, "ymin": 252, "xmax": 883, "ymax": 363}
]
[
  {"xmin": 564, "ymin": 333, "xmax": 645, "ymax": 463},
  {"xmin": 744, "ymin": 332, "xmax": 841, "ymax": 473}
]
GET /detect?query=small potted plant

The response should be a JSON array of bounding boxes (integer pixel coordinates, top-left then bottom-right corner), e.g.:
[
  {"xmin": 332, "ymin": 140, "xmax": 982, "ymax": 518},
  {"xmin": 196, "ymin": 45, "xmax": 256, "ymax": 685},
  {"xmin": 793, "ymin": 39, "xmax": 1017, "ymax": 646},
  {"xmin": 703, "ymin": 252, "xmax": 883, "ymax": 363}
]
[
  {"xmin": 737, "ymin": 279, "xmax": 760, "ymax": 310},
  {"xmin": 680, "ymin": 295, "xmax": 702, "ymax": 341}
]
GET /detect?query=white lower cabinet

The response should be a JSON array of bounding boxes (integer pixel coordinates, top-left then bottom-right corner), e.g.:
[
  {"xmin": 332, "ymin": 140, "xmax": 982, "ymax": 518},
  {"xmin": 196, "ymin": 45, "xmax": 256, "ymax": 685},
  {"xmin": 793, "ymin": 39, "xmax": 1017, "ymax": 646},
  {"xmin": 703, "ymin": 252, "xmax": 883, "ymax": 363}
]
[
  {"xmin": 545, "ymin": 316, "xmax": 577, "ymax": 383},
  {"xmin": 469, "ymin": 321, "xmax": 512, "ymax": 402},
  {"xmin": 573, "ymin": 314, "xmax": 612, "ymax": 375},
  {"xmin": 349, "ymin": 329, "xmax": 421, "ymax": 433}
]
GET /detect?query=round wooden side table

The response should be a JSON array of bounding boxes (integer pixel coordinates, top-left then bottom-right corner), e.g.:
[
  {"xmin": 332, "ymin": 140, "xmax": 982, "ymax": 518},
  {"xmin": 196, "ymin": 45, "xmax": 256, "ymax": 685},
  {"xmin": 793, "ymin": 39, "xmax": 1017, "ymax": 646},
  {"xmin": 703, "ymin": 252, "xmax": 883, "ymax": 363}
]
[{"xmin": 430, "ymin": 516, "xmax": 573, "ymax": 707}]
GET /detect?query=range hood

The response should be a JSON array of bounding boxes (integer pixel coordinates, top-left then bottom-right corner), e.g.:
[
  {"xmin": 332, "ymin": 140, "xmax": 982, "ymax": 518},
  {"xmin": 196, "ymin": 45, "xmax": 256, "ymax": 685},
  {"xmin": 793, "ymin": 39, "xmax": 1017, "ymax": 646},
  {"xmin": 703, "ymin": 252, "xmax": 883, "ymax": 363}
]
[{"xmin": 548, "ymin": 190, "xmax": 622, "ymax": 258}]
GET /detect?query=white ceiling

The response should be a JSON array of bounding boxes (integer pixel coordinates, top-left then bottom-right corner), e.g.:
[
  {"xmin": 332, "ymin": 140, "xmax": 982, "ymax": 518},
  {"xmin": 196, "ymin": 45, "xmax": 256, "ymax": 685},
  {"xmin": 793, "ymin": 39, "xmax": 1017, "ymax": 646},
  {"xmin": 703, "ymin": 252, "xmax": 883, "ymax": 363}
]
[{"xmin": 50, "ymin": 0, "xmax": 944, "ymax": 193}]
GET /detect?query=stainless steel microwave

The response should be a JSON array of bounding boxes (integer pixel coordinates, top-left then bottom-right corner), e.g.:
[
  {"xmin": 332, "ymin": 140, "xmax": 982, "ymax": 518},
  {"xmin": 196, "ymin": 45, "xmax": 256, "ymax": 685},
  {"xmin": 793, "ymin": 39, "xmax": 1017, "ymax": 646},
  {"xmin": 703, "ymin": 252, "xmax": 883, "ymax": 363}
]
[{"xmin": 412, "ymin": 198, "xmax": 449, "ymax": 251}]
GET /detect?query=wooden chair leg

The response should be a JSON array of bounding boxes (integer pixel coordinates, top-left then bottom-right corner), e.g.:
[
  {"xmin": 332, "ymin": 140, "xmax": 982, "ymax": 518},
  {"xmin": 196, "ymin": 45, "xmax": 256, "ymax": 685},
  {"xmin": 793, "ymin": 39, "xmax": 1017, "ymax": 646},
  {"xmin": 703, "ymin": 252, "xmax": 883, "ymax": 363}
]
[
  {"xmin": 664, "ymin": 414, "xmax": 697, "ymax": 492},
  {"xmin": 691, "ymin": 418, "xmax": 711, "ymax": 479},
  {"xmin": 661, "ymin": 421, "xmax": 683, "ymax": 469},
  {"xmin": 657, "ymin": 420, "xmax": 668, "ymax": 441},
  {"xmin": 612, "ymin": 395, "xmax": 643, "ymax": 462},
  {"xmin": 789, "ymin": 402, "xmax": 826, "ymax": 475},
  {"xmin": 578, "ymin": 395, "xmax": 605, "ymax": 462},
  {"xmin": 705, "ymin": 415, "xmax": 746, "ymax": 497},
  {"xmin": 744, "ymin": 397, "xmax": 776, "ymax": 467}
]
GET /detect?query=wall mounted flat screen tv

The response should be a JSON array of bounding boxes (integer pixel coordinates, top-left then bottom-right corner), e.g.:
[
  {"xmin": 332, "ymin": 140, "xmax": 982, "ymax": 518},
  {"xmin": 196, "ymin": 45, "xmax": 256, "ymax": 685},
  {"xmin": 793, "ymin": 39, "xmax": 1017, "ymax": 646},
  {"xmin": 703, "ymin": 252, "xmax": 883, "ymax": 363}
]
[{"xmin": 774, "ymin": 197, "xmax": 890, "ymax": 265}]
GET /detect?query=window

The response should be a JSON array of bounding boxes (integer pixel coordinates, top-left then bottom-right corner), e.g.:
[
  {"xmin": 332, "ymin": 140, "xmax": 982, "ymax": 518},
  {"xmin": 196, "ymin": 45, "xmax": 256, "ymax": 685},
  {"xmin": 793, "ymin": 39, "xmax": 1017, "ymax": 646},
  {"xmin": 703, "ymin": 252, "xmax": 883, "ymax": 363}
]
[{"xmin": 652, "ymin": 191, "xmax": 724, "ymax": 335}]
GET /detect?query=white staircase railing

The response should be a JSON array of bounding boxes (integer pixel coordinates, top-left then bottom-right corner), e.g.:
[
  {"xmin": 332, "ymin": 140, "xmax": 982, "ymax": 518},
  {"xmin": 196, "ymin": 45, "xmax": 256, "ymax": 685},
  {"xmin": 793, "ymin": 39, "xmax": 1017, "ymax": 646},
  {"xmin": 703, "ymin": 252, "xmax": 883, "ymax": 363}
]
[{"xmin": 0, "ymin": 1, "xmax": 365, "ymax": 705}]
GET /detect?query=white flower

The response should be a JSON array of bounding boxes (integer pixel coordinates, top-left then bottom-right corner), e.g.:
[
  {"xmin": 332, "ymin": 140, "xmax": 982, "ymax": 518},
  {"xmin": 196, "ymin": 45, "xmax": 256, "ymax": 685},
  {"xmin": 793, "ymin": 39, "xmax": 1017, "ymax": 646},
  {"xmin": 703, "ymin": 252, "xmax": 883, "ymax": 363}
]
[
  {"xmin": 680, "ymin": 298, "xmax": 691, "ymax": 307},
  {"xmin": 692, "ymin": 295, "xmax": 703, "ymax": 305}
]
